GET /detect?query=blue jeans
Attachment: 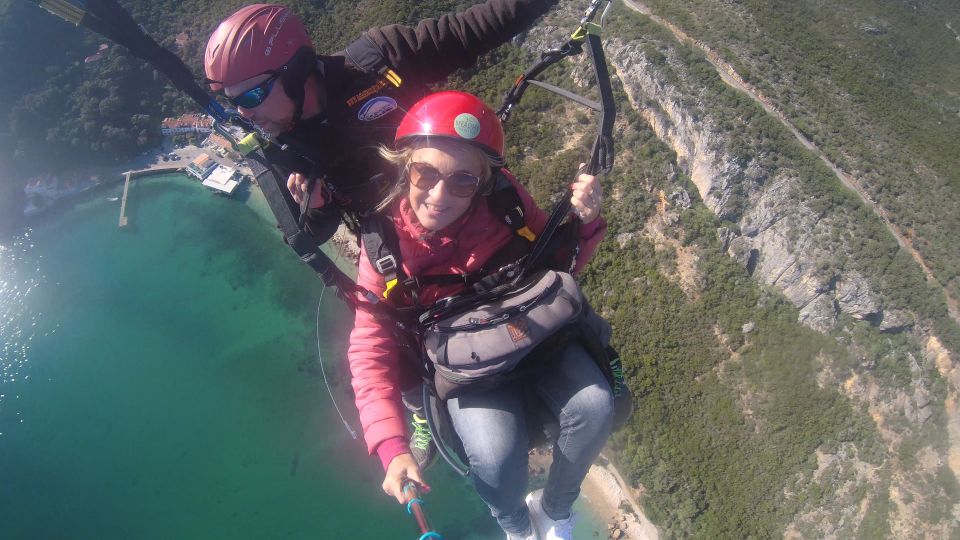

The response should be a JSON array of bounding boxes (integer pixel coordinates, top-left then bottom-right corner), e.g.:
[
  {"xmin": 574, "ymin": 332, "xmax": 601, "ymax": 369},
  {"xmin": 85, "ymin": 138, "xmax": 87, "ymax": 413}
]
[{"xmin": 446, "ymin": 343, "xmax": 614, "ymax": 536}]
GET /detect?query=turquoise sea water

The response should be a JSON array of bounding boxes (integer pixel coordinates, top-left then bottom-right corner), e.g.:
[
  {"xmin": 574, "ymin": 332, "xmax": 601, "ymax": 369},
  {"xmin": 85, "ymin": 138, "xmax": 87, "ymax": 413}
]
[{"xmin": 0, "ymin": 174, "xmax": 603, "ymax": 539}]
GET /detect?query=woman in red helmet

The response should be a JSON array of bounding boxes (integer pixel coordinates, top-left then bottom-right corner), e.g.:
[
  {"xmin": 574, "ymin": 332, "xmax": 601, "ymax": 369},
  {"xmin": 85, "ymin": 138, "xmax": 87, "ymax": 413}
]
[{"xmin": 348, "ymin": 91, "xmax": 612, "ymax": 540}]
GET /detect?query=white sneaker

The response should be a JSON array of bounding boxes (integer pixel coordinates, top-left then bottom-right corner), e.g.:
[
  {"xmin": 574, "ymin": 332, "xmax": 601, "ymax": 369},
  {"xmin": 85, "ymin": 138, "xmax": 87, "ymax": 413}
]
[
  {"xmin": 506, "ymin": 531, "xmax": 538, "ymax": 540},
  {"xmin": 525, "ymin": 489, "xmax": 577, "ymax": 540}
]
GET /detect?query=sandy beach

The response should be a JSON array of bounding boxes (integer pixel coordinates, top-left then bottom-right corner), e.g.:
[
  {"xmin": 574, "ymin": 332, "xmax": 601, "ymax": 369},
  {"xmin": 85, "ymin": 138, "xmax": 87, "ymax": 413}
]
[{"xmin": 530, "ymin": 449, "xmax": 659, "ymax": 540}]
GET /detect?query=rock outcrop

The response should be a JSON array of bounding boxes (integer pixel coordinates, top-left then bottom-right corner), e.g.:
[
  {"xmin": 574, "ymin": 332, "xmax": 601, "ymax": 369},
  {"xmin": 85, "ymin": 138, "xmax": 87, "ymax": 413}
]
[{"xmin": 602, "ymin": 36, "xmax": 910, "ymax": 335}]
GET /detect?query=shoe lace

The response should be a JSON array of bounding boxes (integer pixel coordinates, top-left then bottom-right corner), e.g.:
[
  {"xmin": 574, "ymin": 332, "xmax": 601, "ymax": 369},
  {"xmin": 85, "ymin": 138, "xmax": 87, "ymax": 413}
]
[{"xmin": 411, "ymin": 413, "xmax": 432, "ymax": 449}]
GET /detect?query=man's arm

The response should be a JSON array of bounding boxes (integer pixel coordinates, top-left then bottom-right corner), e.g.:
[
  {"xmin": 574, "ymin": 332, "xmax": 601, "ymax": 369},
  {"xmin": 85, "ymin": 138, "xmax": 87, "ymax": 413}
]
[{"xmin": 364, "ymin": 0, "xmax": 557, "ymax": 82}]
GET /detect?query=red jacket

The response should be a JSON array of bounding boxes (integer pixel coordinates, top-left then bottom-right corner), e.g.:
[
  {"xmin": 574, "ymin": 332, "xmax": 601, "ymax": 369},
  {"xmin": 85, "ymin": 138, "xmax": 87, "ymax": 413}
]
[{"xmin": 347, "ymin": 170, "xmax": 607, "ymax": 469}]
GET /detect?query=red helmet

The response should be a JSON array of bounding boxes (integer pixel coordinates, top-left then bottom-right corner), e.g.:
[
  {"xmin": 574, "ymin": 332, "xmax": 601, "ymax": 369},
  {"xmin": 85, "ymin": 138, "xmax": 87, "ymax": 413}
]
[
  {"xmin": 205, "ymin": 4, "xmax": 312, "ymax": 91},
  {"xmin": 395, "ymin": 91, "xmax": 505, "ymax": 160}
]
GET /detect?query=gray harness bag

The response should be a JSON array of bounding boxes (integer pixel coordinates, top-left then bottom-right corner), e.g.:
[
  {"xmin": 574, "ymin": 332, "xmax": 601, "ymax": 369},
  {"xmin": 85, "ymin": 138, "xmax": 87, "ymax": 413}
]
[{"xmin": 422, "ymin": 270, "xmax": 584, "ymax": 399}]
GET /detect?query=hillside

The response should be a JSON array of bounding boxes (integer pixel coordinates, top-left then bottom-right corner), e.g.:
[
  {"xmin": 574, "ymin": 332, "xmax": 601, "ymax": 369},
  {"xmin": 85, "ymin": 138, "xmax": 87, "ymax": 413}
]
[
  {"xmin": 526, "ymin": 0, "xmax": 960, "ymax": 536},
  {"xmin": 634, "ymin": 0, "xmax": 960, "ymax": 326},
  {"xmin": 2, "ymin": 0, "xmax": 959, "ymax": 537},
  {"xmin": 478, "ymin": 0, "xmax": 960, "ymax": 536}
]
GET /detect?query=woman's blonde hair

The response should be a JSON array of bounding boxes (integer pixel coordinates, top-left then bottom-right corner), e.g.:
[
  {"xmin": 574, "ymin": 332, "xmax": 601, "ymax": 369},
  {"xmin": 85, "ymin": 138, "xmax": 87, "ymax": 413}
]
[{"xmin": 373, "ymin": 138, "xmax": 504, "ymax": 212}]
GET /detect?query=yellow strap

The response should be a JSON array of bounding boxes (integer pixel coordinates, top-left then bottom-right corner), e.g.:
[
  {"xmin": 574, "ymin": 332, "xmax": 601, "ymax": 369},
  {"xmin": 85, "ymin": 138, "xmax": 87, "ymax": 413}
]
[
  {"xmin": 517, "ymin": 226, "xmax": 536, "ymax": 242},
  {"xmin": 237, "ymin": 133, "xmax": 261, "ymax": 156},
  {"xmin": 382, "ymin": 278, "xmax": 399, "ymax": 298},
  {"xmin": 571, "ymin": 22, "xmax": 602, "ymax": 41},
  {"xmin": 384, "ymin": 69, "xmax": 402, "ymax": 88}
]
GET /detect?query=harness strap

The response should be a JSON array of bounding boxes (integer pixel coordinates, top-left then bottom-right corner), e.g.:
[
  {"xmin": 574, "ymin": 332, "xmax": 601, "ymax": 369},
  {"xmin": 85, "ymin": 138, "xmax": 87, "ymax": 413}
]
[
  {"xmin": 361, "ymin": 210, "xmax": 407, "ymax": 300},
  {"xmin": 344, "ymin": 34, "xmax": 404, "ymax": 88},
  {"xmin": 361, "ymin": 170, "xmax": 536, "ymax": 304}
]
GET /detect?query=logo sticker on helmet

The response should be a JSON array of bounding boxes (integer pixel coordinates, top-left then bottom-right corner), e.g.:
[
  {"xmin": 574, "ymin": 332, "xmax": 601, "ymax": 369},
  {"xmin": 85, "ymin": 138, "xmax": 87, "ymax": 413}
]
[
  {"xmin": 453, "ymin": 113, "xmax": 481, "ymax": 139},
  {"xmin": 358, "ymin": 96, "xmax": 398, "ymax": 122}
]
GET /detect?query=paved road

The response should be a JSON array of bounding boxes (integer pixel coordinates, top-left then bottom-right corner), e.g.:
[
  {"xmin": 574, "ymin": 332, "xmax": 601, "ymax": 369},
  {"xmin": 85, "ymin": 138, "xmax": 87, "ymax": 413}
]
[{"xmin": 132, "ymin": 143, "xmax": 253, "ymax": 177}]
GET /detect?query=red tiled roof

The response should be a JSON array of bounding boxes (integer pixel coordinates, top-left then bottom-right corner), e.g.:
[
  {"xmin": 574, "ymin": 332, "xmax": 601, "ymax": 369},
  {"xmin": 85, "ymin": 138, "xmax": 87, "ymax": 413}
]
[{"xmin": 161, "ymin": 114, "xmax": 213, "ymax": 130}]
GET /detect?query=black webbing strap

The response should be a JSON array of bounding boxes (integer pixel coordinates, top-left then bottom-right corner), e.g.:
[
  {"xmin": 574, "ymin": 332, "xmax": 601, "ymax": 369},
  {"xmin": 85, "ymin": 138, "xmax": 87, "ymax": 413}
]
[
  {"xmin": 519, "ymin": 27, "xmax": 616, "ymax": 276},
  {"xmin": 245, "ymin": 147, "xmax": 375, "ymax": 309}
]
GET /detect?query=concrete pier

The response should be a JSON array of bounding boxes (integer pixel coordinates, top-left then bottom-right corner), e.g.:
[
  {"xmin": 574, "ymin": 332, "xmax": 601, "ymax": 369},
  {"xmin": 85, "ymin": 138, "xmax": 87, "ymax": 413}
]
[{"xmin": 118, "ymin": 172, "xmax": 131, "ymax": 228}]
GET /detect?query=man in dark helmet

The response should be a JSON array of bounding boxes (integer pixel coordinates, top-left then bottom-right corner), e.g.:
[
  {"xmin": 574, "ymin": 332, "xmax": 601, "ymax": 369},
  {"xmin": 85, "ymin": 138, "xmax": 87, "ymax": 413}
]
[{"xmin": 204, "ymin": 1, "xmax": 557, "ymax": 242}]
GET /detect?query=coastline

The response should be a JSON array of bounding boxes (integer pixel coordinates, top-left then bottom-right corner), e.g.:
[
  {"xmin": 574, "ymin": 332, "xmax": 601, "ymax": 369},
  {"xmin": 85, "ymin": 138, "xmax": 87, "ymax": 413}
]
[
  {"xmin": 530, "ymin": 449, "xmax": 659, "ymax": 540},
  {"xmin": 89, "ymin": 144, "xmax": 656, "ymax": 537}
]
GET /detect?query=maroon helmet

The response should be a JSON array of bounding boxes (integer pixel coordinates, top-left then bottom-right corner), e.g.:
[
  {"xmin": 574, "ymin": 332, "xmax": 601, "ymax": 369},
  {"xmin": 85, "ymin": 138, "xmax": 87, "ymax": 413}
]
[{"xmin": 205, "ymin": 4, "xmax": 312, "ymax": 91}]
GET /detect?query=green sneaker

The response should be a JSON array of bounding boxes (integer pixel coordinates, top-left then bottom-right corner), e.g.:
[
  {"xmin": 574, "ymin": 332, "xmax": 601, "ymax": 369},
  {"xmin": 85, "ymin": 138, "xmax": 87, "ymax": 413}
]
[{"xmin": 410, "ymin": 413, "xmax": 438, "ymax": 469}]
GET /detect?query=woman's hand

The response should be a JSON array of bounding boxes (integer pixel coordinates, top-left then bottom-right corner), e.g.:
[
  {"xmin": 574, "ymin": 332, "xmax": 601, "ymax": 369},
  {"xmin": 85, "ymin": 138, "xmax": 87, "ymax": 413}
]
[
  {"xmin": 570, "ymin": 164, "xmax": 603, "ymax": 224},
  {"xmin": 382, "ymin": 453, "xmax": 429, "ymax": 504},
  {"xmin": 286, "ymin": 172, "xmax": 328, "ymax": 208}
]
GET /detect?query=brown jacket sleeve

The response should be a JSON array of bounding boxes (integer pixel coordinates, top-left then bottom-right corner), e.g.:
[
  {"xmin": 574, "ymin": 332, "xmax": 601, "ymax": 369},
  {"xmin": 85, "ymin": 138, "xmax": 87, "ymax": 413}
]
[{"xmin": 365, "ymin": 0, "xmax": 557, "ymax": 83}]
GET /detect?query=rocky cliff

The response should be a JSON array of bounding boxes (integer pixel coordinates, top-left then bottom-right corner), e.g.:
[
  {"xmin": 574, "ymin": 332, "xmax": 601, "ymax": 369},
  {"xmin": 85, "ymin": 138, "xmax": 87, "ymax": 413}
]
[
  {"xmin": 521, "ymin": 1, "xmax": 959, "ymax": 536},
  {"xmin": 605, "ymin": 35, "xmax": 899, "ymax": 335}
]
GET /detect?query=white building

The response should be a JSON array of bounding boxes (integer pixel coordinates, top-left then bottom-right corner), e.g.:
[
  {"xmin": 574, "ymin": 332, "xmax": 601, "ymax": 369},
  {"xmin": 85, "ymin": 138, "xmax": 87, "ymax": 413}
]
[
  {"xmin": 161, "ymin": 114, "xmax": 213, "ymax": 136},
  {"xmin": 186, "ymin": 154, "xmax": 216, "ymax": 180},
  {"xmin": 202, "ymin": 166, "xmax": 242, "ymax": 195}
]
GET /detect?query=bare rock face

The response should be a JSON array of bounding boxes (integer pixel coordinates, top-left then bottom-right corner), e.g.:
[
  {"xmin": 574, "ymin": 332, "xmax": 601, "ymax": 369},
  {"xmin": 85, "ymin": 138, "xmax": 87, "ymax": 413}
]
[
  {"xmin": 799, "ymin": 296, "xmax": 840, "ymax": 333},
  {"xmin": 669, "ymin": 188, "xmax": 692, "ymax": 209},
  {"xmin": 835, "ymin": 272, "xmax": 881, "ymax": 321},
  {"xmin": 603, "ymin": 37, "xmax": 908, "ymax": 335},
  {"xmin": 726, "ymin": 235, "xmax": 757, "ymax": 271},
  {"xmin": 878, "ymin": 308, "xmax": 916, "ymax": 333}
]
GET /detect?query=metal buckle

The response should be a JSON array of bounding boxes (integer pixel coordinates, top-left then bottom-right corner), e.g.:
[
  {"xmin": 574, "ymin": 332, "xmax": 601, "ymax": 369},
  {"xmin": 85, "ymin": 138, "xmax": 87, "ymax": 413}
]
[{"xmin": 375, "ymin": 255, "xmax": 398, "ymax": 275}]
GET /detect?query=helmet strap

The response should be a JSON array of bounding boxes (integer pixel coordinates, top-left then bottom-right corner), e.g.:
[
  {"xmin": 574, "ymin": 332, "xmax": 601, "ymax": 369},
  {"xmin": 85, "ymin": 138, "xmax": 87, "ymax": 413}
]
[{"xmin": 278, "ymin": 47, "xmax": 319, "ymax": 130}]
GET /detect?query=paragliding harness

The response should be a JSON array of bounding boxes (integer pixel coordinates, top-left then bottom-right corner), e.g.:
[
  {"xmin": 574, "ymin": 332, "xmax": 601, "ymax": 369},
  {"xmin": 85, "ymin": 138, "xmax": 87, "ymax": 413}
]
[
  {"xmin": 355, "ymin": 0, "xmax": 629, "ymax": 476},
  {"xmin": 361, "ymin": 172, "xmax": 630, "ymax": 476}
]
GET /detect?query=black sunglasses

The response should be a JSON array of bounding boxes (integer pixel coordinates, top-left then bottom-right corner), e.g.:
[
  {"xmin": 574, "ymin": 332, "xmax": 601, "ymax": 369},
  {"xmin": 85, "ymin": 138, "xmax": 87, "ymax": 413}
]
[
  {"xmin": 407, "ymin": 162, "xmax": 482, "ymax": 198},
  {"xmin": 227, "ymin": 73, "xmax": 281, "ymax": 109}
]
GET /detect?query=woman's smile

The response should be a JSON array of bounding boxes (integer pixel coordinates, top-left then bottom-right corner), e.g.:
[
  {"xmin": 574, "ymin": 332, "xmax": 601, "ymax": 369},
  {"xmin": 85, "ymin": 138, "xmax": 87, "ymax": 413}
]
[{"xmin": 407, "ymin": 140, "xmax": 484, "ymax": 232}]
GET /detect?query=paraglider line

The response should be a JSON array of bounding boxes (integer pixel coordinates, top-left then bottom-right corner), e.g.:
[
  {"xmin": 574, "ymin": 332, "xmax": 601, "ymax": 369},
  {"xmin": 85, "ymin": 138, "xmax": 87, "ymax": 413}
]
[{"xmin": 316, "ymin": 283, "xmax": 358, "ymax": 439}]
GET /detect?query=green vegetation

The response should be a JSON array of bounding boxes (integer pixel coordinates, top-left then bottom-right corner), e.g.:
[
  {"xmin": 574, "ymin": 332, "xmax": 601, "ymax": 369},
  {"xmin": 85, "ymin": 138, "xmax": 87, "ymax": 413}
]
[
  {"xmin": 605, "ymin": 4, "xmax": 960, "ymax": 355},
  {"xmin": 455, "ymin": 6, "xmax": 955, "ymax": 535},
  {"xmin": 637, "ymin": 0, "xmax": 960, "ymax": 313},
  {"xmin": 2, "ymin": 0, "xmax": 956, "ymax": 536}
]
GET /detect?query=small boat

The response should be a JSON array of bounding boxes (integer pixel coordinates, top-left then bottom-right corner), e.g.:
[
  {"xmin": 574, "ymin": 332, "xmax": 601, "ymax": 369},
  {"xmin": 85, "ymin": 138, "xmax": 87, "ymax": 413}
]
[{"xmin": 107, "ymin": 196, "xmax": 119, "ymax": 202}]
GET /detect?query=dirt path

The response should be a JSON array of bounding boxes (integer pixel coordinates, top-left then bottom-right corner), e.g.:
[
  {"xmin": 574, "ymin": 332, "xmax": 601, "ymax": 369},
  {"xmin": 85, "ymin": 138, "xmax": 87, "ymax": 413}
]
[{"xmin": 621, "ymin": 0, "xmax": 960, "ymax": 326}]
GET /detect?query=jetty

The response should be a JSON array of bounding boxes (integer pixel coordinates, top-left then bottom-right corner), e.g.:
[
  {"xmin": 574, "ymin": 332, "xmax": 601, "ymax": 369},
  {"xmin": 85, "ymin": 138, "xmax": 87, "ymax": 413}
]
[
  {"xmin": 117, "ymin": 164, "xmax": 186, "ymax": 228},
  {"xmin": 118, "ymin": 171, "xmax": 131, "ymax": 228}
]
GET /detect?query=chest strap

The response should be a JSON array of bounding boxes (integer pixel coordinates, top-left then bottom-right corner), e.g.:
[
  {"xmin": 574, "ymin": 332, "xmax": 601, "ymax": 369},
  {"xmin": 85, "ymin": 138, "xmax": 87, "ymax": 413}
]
[{"xmin": 361, "ymin": 170, "xmax": 536, "ymax": 304}]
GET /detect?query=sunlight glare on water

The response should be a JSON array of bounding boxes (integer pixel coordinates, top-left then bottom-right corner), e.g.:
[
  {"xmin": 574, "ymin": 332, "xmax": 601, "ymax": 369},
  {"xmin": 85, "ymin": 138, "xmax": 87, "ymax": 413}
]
[{"xmin": 0, "ymin": 229, "xmax": 50, "ymax": 436}]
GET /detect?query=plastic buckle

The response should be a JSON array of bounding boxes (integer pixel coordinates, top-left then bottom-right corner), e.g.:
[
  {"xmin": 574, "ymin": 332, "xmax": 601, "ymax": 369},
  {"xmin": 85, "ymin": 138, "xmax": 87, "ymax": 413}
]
[{"xmin": 375, "ymin": 255, "xmax": 398, "ymax": 275}]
